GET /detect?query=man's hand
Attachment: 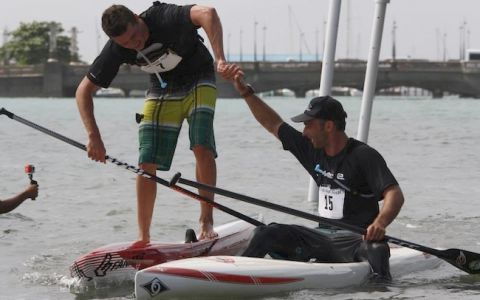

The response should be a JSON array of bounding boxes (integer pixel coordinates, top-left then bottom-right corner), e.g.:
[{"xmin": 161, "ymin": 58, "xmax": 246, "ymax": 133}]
[
  {"xmin": 365, "ymin": 219, "xmax": 387, "ymax": 241},
  {"xmin": 87, "ymin": 134, "xmax": 106, "ymax": 163},
  {"xmin": 233, "ymin": 72, "xmax": 249, "ymax": 94},
  {"xmin": 216, "ymin": 60, "xmax": 243, "ymax": 81},
  {"xmin": 24, "ymin": 184, "xmax": 38, "ymax": 201}
]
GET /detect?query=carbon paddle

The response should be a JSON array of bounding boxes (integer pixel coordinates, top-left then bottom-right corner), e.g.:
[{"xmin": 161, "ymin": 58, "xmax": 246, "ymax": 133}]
[
  {"xmin": 171, "ymin": 173, "xmax": 480, "ymax": 275},
  {"xmin": 0, "ymin": 107, "xmax": 264, "ymax": 227}
]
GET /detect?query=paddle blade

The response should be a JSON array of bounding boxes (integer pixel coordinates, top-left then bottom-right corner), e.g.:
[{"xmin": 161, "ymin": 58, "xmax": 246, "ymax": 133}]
[{"xmin": 440, "ymin": 248, "xmax": 480, "ymax": 274}]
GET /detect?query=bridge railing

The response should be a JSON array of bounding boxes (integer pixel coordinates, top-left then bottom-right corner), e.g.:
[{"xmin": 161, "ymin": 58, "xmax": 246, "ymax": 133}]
[
  {"xmin": 1, "ymin": 60, "xmax": 480, "ymax": 98},
  {"xmin": 0, "ymin": 64, "xmax": 44, "ymax": 76}
]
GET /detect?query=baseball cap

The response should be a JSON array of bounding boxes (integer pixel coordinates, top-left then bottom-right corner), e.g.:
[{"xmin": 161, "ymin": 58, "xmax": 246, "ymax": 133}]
[{"xmin": 291, "ymin": 96, "xmax": 347, "ymax": 124}]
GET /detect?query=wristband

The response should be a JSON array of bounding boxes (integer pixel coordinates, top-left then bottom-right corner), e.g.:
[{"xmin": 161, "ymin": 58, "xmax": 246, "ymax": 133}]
[{"xmin": 240, "ymin": 84, "xmax": 255, "ymax": 98}]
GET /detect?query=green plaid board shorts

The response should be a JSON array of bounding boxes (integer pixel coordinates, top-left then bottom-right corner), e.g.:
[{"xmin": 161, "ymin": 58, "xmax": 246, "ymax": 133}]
[{"xmin": 138, "ymin": 84, "xmax": 217, "ymax": 171}]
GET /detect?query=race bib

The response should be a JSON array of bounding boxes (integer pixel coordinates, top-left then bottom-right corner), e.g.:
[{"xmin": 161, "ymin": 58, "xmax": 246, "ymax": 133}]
[{"xmin": 318, "ymin": 185, "xmax": 345, "ymax": 219}]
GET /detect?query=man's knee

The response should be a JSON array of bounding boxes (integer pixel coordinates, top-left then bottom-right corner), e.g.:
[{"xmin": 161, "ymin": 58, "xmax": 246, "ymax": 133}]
[
  {"xmin": 139, "ymin": 163, "xmax": 157, "ymax": 172},
  {"xmin": 192, "ymin": 145, "xmax": 215, "ymax": 160},
  {"xmin": 251, "ymin": 225, "xmax": 271, "ymax": 240},
  {"xmin": 356, "ymin": 241, "xmax": 391, "ymax": 262},
  {"xmin": 248, "ymin": 224, "xmax": 291, "ymax": 251},
  {"xmin": 368, "ymin": 242, "xmax": 391, "ymax": 258},
  {"xmin": 242, "ymin": 224, "xmax": 285, "ymax": 258}
]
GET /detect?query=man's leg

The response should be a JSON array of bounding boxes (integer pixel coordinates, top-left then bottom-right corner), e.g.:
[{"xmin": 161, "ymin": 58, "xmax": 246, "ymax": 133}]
[
  {"xmin": 356, "ymin": 240, "xmax": 392, "ymax": 281},
  {"xmin": 243, "ymin": 224, "xmax": 333, "ymax": 261},
  {"xmin": 137, "ymin": 98, "xmax": 183, "ymax": 244},
  {"xmin": 193, "ymin": 145, "xmax": 217, "ymax": 240},
  {"xmin": 242, "ymin": 225, "xmax": 284, "ymax": 258},
  {"xmin": 186, "ymin": 82, "xmax": 218, "ymax": 240},
  {"xmin": 136, "ymin": 163, "xmax": 157, "ymax": 243}
]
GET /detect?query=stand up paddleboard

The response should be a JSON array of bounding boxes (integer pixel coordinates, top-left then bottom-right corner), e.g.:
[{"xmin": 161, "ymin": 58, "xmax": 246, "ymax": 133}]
[
  {"xmin": 70, "ymin": 217, "xmax": 258, "ymax": 287},
  {"xmin": 135, "ymin": 246, "xmax": 443, "ymax": 299}
]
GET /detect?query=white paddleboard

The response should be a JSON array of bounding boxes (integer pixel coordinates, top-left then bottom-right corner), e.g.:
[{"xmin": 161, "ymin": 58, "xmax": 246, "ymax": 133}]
[{"xmin": 135, "ymin": 246, "xmax": 443, "ymax": 299}]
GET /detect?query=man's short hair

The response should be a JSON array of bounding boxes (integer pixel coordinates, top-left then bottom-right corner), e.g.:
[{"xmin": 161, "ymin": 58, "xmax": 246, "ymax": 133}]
[{"xmin": 102, "ymin": 5, "xmax": 137, "ymax": 37}]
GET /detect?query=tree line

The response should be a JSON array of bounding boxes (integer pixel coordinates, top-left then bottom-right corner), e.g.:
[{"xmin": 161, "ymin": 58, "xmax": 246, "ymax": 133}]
[{"xmin": 0, "ymin": 21, "xmax": 81, "ymax": 65}]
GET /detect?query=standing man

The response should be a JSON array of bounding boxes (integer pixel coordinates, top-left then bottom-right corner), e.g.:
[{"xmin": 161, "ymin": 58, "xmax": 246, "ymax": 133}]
[
  {"xmin": 231, "ymin": 74, "xmax": 404, "ymax": 281},
  {"xmin": 76, "ymin": 2, "xmax": 240, "ymax": 243},
  {"xmin": 0, "ymin": 184, "xmax": 38, "ymax": 214}
]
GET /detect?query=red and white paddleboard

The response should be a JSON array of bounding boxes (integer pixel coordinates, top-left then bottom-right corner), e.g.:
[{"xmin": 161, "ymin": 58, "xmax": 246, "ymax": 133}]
[
  {"xmin": 70, "ymin": 218, "xmax": 257, "ymax": 285},
  {"xmin": 134, "ymin": 246, "xmax": 443, "ymax": 299}
]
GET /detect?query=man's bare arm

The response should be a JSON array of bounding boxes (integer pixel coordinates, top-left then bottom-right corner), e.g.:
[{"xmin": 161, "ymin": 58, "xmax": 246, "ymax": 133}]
[{"xmin": 75, "ymin": 76, "xmax": 106, "ymax": 163}]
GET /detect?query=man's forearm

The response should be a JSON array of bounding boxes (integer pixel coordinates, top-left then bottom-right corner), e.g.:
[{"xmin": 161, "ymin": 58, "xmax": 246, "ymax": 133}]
[
  {"xmin": 242, "ymin": 92, "xmax": 283, "ymax": 138},
  {"xmin": 0, "ymin": 193, "xmax": 27, "ymax": 214},
  {"xmin": 375, "ymin": 185, "xmax": 404, "ymax": 227},
  {"xmin": 76, "ymin": 78, "xmax": 101, "ymax": 138},
  {"xmin": 77, "ymin": 96, "xmax": 100, "ymax": 138}
]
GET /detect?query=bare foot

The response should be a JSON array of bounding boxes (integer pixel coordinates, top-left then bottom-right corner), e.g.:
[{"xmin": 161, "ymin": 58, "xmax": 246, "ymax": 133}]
[
  {"xmin": 129, "ymin": 240, "xmax": 150, "ymax": 249},
  {"xmin": 198, "ymin": 222, "xmax": 218, "ymax": 240}
]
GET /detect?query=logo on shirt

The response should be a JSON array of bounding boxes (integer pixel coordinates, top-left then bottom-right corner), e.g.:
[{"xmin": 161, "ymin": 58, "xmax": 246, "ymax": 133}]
[{"xmin": 314, "ymin": 164, "xmax": 344, "ymax": 181}]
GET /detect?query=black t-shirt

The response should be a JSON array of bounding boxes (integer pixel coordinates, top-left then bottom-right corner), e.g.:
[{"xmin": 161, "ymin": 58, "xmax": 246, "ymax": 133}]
[
  {"xmin": 87, "ymin": 2, "xmax": 214, "ymax": 89},
  {"xmin": 278, "ymin": 122, "xmax": 398, "ymax": 228}
]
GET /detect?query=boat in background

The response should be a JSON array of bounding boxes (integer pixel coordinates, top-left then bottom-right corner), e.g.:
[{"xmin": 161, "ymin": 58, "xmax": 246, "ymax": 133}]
[
  {"xmin": 69, "ymin": 217, "xmax": 258, "ymax": 291},
  {"xmin": 134, "ymin": 246, "xmax": 443, "ymax": 299},
  {"xmin": 95, "ymin": 87, "xmax": 125, "ymax": 98}
]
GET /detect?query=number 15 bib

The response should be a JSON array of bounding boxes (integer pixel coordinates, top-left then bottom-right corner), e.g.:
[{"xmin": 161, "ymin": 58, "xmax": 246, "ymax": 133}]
[{"xmin": 318, "ymin": 185, "xmax": 345, "ymax": 219}]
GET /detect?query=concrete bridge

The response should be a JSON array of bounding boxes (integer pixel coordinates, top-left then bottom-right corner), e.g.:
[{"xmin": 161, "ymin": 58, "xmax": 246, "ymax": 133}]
[{"xmin": 1, "ymin": 60, "xmax": 480, "ymax": 98}]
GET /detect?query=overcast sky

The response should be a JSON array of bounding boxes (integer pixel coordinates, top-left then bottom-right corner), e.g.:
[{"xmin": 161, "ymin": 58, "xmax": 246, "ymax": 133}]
[{"xmin": 1, "ymin": 0, "xmax": 478, "ymax": 63}]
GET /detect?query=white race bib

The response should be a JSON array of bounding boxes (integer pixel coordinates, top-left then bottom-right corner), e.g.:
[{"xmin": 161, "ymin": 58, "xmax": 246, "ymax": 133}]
[{"xmin": 318, "ymin": 185, "xmax": 345, "ymax": 219}]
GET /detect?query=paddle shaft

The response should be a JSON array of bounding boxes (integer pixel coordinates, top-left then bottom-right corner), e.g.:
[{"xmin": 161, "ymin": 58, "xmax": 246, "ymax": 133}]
[
  {"xmin": 0, "ymin": 108, "xmax": 264, "ymax": 227},
  {"xmin": 175, "ymin": 176, "xmax": 480, "ymax": 274}
]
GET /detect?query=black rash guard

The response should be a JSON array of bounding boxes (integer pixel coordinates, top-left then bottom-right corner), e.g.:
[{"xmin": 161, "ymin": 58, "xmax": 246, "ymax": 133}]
[
  {"xmin": 87, "ymin": 2, "xmax": 214, "ymax": 90},
  {"xmin": 278, "ymin": 122, "xmax": 398, "ymax": 228}
]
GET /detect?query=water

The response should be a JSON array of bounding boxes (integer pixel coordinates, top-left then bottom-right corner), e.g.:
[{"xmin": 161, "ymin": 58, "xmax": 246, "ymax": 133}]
[{"xmin": 1, "ymin": 95, "xmax": 480, "ymax": 299}]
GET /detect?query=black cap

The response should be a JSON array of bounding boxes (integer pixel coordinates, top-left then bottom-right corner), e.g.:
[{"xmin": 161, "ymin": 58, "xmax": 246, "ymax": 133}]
[{"xmin": 291, "ymin": 96, "xmax": 347, "ymax": 125}]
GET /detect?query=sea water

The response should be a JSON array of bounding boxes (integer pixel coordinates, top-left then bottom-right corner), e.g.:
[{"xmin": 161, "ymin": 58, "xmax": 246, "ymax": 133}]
[{"xmin": 1, "ymin": 95, "xmax": 479, "ymax": 299}]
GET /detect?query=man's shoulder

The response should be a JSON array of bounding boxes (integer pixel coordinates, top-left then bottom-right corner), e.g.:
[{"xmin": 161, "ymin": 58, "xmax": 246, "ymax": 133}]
[
  {"xmin": 348, "ymin": 138, "xmax": 373, "ymax": 153},
  {"xmin": 343, "ymin": 139, "xmax": 374, "ymax": 160},
  {"xmin": 278, "ymin": 122, "xmax": 314, "ymax": 155},
  {"xmin": 142, "ymin": 2, "xmax": 193, "ymax": 25},
  {"xmin": 347, "ymin": 138, "xmax": 386, "ymax": 165},
  {"xmin": 142, "ymin": 1, "xmax": 169, "ymax": 15},
  {"xmin": 278, "ymin": 122, "xmax": 301, "ymax": 139},
  {"xmin": 95, "ymin": 40, "xmax": 134, "ymax": 63},
  {"xmin": 87, "ymin": 40, "xmax": 135, "ymax": 87}
]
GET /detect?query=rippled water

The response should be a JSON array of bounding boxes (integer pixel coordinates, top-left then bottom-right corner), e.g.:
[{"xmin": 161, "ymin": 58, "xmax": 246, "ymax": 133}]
[{"xmin": 1, "ymin": 95, "xmax": 480, "ymax": 299}]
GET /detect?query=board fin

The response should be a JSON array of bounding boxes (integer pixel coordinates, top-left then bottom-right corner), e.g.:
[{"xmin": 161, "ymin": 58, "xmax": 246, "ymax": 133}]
[{"xmin": 185, "ymin": 228, "xmax": 198, "ymax": 243}]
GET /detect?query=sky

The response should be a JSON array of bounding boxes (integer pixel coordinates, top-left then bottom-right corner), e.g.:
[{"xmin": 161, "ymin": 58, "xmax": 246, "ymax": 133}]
[{"xmin": 0, "ymin": 0, "xmax": 478, "ymax": 64}]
